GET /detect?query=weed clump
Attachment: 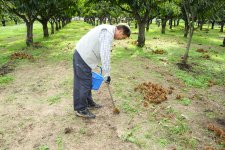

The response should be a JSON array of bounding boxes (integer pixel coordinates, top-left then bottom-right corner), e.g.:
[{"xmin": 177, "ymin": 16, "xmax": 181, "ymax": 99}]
[
  {"xmin": 10, "ymin": 52, "xmax": 34, "ymax": 60},
  {"xmin": 134, "ymin": 82, "xmax": 169, "ymax": 104}
]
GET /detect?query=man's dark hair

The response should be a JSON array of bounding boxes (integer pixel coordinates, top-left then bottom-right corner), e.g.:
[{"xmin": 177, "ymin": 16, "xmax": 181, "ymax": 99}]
[{"xmin": 116, "ymin": 24, "xmax": 131, "ymax": 37}]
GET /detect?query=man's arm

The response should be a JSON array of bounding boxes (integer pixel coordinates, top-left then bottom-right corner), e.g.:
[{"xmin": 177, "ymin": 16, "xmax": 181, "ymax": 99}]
[{"xmin": 99, "ymin": 29, "xmax": 113, "ymax": 77}]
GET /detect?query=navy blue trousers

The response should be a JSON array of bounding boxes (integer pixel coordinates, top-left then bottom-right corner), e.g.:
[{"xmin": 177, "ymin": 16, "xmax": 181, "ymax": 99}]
[{"xmin": 73, "ymin": 50, "xmax": 94, "ymax": 111}]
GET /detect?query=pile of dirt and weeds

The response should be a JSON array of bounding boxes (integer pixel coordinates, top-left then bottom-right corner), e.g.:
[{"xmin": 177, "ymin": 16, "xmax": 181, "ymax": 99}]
[
  {"xmin": 196, "ymin": 48, "xmax": 208, "ymax": 53},
  {"xmin": 207, "ymin": 123, "xmax": 225, "ymax": 148},
  {"xmin": 0, "ymin": 61, "xmax": 15, "ymax": 76},
  {"xmin": 177, "ymin": 62, "xmax": 192, "ymax": 71},
  {"xmin": 152, "ymin": 49, "xmax": 165, "ymax": 54},
  {"xmin": 10, "ymin": 52, "xmax": 34, "ymax": 60},
  {"xmin": 134, "ymin": 82, "xmax": 174, "ymax": 106},
  {"xmin": 201, "ymin": 54, "xmax": 210, "ymax": 59},
  {"xmin": 32, "ymin": 42, "xmax": 43, "ymax": 48}
]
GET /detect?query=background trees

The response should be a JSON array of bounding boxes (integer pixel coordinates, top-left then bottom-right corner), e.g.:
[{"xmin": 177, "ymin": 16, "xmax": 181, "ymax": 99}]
[
  {"xmin": 0, "ymin": 0, "xmax": 224, "ymax": 64},
  {"xmin": 180, "ymin": 0, "xmax": 224, "ymax": 65},
  {"xmin": 158, "ymin": 1, "xmax": 180, "ymax": 34},
  {"xmin": 1, "ymin": 0, "xmax": 77, "ymax": 45},
  {"xmin": 109, "ymin": 0, "xmax": 163, "ymax": 47}
]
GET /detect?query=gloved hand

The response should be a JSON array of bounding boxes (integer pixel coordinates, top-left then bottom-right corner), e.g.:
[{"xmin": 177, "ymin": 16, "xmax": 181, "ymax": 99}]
[{"xmin": 105, "ymin": 76, "xmax": 111, "ymax": 84}]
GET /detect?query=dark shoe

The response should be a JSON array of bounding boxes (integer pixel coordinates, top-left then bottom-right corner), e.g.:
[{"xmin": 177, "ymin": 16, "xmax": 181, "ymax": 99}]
[
  {"xmin": 76, "ymin": 109, "xmax": 96, "ymax": 119},
  {"xmin": 88, "ymin": 102, "xmax": 102, "ymax": 110}
]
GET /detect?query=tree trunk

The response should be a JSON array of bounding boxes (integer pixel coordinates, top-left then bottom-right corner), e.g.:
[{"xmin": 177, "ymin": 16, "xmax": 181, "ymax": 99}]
[
  {"xmin": 223, "ymin": 37, "xmax": 225, "ymax": 47},
  {"xmin": 103, "ymin": 18, "xmax": 106, "ymax": 24},
  {"xmin": 58, "ymin": 20, "xmax": 61, "ymax": 29},
  {"xmin": 211, "ymin": 21, "xmax": 215, "ymax": 29},
  {"xmin": 220, "ymin": 22, "xmax": 224, "ymax": 32},
  {"xmin": 177, "ymin": 19, "xmax": 180, "ymax": 26},
  {"xmin": 50, "ymin": 22, "xmax": 54, "ymax": 34},
  {"xmin": 182, "ymin": 25, "xmax": 194, "ymax": 64},
  {"xmin": 156, "ymin": 19, "xmax": 160, "ymax": 27},
  {"xmin": 42, "ymin": 20, "xmax": 49, "ymax": 37},
  {"xmin": 100, "ymin": 18, "xmax": 103, "ymax": 24},
  {"xmin": 14, "ymin": 19, "xmax": 18, "ymax": 25},
  {"xmin": 184, "ymin": 20, "xmax": 189, "ymax": 38},
  {"xmin": 174, "ymin": 19, "xmax": 176, "ymax": 27},
  {"xmin": 1, "ymin": 20, "xmax": 6, "ymax": 26},
  {"xmin": 92, "ymin": 17, "xmax": 95, "ymax": 26},
  {"xmin": 169, "ymin": 19, "xmax": 172, "ymax": 29},
  {"xmin": 161, "ymin": 19, "xmax": 167, "ymax": 34},
  {"xmin": 25, "ymin": 21, "xmax": 34, "ymax": 46},
  {"xmin": 55, "ymin": 21, "xmax": 59, "ymax": 31},
  {"xmin": 199, "ymin": 21, "xmax": 203, "ymax": 30},
  {"xmin": 62, "ymin": 19, "xmax": 65, "ymax": 27},
  {"xmin": 137, "ymin": 22, "xmax": 146, "ymax": 47},
  {"xmin": 135, "ymin": 22, "xmax": 137, "ymax": 29},
  {"xmin": 146, "ymin": 18, "xmax": 151, "ymax": 32},
  {"xmin": 108, "ymin": 17, "xmax": 112, "ymax": 25},
  {"xmin": 13, "ymin": 19, "xmax": 18, "ymax": 25}
]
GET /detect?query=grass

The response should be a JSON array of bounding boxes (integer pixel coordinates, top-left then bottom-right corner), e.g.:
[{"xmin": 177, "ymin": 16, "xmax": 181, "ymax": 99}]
[
  {"xmin": 38, "ymin": 145, "xmax": 49, "ymax": 150},
  {"xmin": 121, "ymin": 126, "xmax": 145, "ymax": 148},
  {"xmin": 0, "ymin": 75, "xmax": 14, "ymax": 85},
  {"xmin": 179, "ymin": 98, "xmax": 192, "ymax": 106},
  {"xmin": 47, "ymin": 93, "xmax": 63, "ymax": 105},
  {"xmin": 56, "ymin": 137, "xmax": 63, "ymax": 150}
]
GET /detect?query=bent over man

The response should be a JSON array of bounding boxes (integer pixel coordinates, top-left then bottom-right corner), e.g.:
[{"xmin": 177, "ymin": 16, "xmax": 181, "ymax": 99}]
[{"xmin": 73, "ymin": 24, "xmax": 131, "ymax": 119}]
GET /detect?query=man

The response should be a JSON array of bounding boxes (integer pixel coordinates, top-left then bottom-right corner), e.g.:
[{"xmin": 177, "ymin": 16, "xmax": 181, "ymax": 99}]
[{"xmin": 73, "ymin": 24, "xmax": 131, "ymax": 119}]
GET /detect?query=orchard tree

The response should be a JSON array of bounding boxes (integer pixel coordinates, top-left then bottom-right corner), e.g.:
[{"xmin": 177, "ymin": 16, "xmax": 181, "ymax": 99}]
[
  {"xmin": 180, "ymin": 0, "xmax": 221, "ymax": 65},
  {"xmin": 146, "ymin": 9, "xmax": 158, "ymax": 31},
  {"xmin": 1, "ymin": 0, "xmax": 38, "ymax": 46},
  {"xmin": 37, "ymin": 0, "xmax": 77, "ymax": 37},
  {"xmin": 217, "ymin": 8, "xmax": 225, "ymax": 32},
  {"xmin": 0, "ymin": 3, "xmax": 6, "ymax": 26},
  {"xmin": 109, "ymin": 0, "xmax": 163, "ymax": 47}
]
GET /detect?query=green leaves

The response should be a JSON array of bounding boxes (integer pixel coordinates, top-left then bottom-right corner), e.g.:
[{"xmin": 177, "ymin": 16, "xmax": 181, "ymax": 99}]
[{"xmin": 159, "ymin": 1, "xmax": 181, "ymax": 18}]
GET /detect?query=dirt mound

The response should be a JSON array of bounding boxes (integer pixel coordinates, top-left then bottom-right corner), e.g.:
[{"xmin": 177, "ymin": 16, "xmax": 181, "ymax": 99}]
[
  {"xmin": 0, "ymin": 61, "xmax": 15, "ymax": 76},
  {"xmin": 134, "ymin": 82, "xmax": 172, "ymax": 105},
  {"xmin": 10, "ymin": 52, "xmax": 34, "ymax": 60},
  {"xmin": 207, "ymin": 123, "xmax": 225, "ymax": 146},
  {"xmin": 176, "ymin": 94, "xmax": 184, "ymax": 100},
  {"xmin": 196, "ymin": 48, "xmax": 208, "ymax": 53},
  {"xmin": 152, "ymin": 49, "xmax": 165, "ymax": 54},
  {"xmin": 208, "ymin": 80, "xmax": 216, "ymax": 87}
]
